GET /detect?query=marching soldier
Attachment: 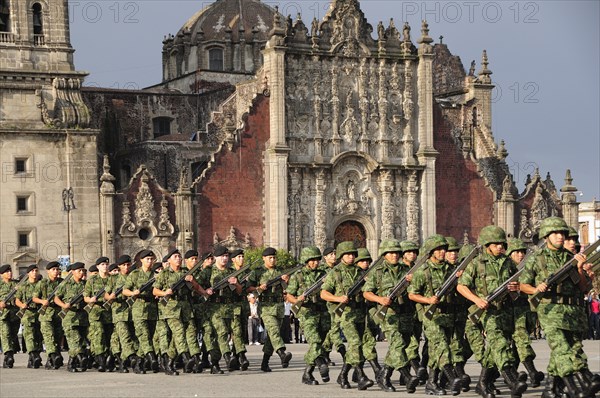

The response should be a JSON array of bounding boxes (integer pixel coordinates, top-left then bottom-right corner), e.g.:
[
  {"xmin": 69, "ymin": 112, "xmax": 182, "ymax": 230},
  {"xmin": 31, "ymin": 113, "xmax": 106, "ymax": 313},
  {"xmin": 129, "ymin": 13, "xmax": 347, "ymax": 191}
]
[
  {"xmin": 286, "ymin": 246, "xmax": 330, "ymax": 385},
  {"xmin": 247, "ymin": 247, "xmax": 293, "ymax": 372},
  {"xmin": 32, "ymin": 261, "xmax": 65, "ymax": 369},
  {"xmin": 15, "ymin": 264, "xmax": 43, "ymax": 368},
  {"xmin": 520, "ymin": 217, "xmax": 600, "ymax": 398},
  {"xmin": 183, "ymin": 249, "xmax": 206, "ymax": 373},
  {"xmin": 193, "ymin": 251, "xmax": 217, "ymax": 372},
  {"xmin": 321, "ymin": 247, "xmax": 346, "ymax": 365},
  {"xmin": 408, "ymin": 235, "xmax": 463, "ymax": 395},
  {"xmin": 0, "ymin": 265, "xmax": 21, "ymax": 368},
  {"xmin": 54, "ymin": 262, "xmax": 89, "ymax": 372},
  {"xmin": 321, "ymin": 241, "xmax": 373, "ymax": 390},
  {"xmin": 230, "ymin": 248, "xmax": 250, "ymax": 371},
  {"xmin": 458, "ymin": 226, "xmax": 527, "ymax": 398}
]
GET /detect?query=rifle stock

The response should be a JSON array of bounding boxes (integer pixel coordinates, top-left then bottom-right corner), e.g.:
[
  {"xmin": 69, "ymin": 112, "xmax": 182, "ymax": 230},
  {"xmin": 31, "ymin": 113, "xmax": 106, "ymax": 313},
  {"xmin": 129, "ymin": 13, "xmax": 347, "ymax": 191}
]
[
  {"xmin": 39, "ymin": 273, "xmax": 73, "ymax": 315},
  {"xmin": 126, "ymin": 276, "xmax": 156, "ymax": 308},
  {"xmin": 256, "ymin": 264, "xmax": 304, "ymax": 294},
  {"xmin": 423, "ymin": 245, "xmax": 481, "ymax": 321},
  {"xmin": 159, "ymin": 260, "xmax": 203, "ymax": 305},
  {"xmin": 103, "ymin": 286, "xmax": 125, "ymax": 310},
  {"xmin": 290, "ymin": 273, "xmax": 327, "ymax": 316},
  {"xmin": 84, "ymin": 287, "xmax": 106, "ymax": 313},
  {"xmin": 529, "ymin": 239, "xmax": 600, "ymax": 309},
  {"xmin": 334, "ymin": 255, "xmax": 384, "ymax": 317},
  {"xmin": 16, "ymin": 298, "xmax": 33, "ymax": 319},
  {"xmin": 0, "ymin": 275, "xmax": 29, "ymax": 314},
  {"xmin": 58, "ymin": 292, "xmax": 84, "ymax": 319}
]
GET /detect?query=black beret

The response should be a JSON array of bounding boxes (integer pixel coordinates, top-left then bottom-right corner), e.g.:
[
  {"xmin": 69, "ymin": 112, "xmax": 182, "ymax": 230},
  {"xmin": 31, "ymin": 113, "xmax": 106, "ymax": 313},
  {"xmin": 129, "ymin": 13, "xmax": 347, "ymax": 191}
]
[
  {"xmin": 213, "ymin": 246, "xmax": 229, "ymax": 257},
  {"xmin": 25, "ymin": 264, "xmax": 38, "ymax": 274},
  {"xmin": 165, "ymin": 248, "xmax": 181, "ymax": 260},
  {"xmin": 162, "ymin": 255, "xmax": 169, "ymax": 262},
  {"xmin": 108, "ymin": 263, "xmax": 119, "ymax": 272},
  {"xmin": 117, "ymin": 255, "xmax": 132, "ymax": 265},
  {"xmin": 70, "ymin": 262, "xmax": 85, "ymax": 271},
  {"xmin": 323, "ymin": 247, "xmax": 335, "ymax": 256},
  {"xmin": 201, "ymin": 252, "xmax": 213, "ymax": 261},
  {"xmin": 0, "ymin": 264, "xmax": 11, "ymax": 274},
  {"xmin": 138, "ymin": 250, "xmax": 155, "ymax": 260},
  {"xmin": 46, "ymin": 261, "xmax": 60, "ymax": 270},
  {"xmin": 89, "ymin": 264, "xmax": 98, "ymax": 273},
  {"xmin": 152, "ymin": 262, "xmax": 164, "ymax": 273},
  {"xmin": 184, "ymin": 249, "xmax": 199, "ymax": 259},
  {"xmin": 95, "ymin": 257, "xmax": 110, "ymax": 265},
  {"xmin": 230, "ymin": 249, "xmax": 244, "ymax": 258},
  {"xmin": 262, "ymin": 247, "xmax": 277, "ymax": 257}
]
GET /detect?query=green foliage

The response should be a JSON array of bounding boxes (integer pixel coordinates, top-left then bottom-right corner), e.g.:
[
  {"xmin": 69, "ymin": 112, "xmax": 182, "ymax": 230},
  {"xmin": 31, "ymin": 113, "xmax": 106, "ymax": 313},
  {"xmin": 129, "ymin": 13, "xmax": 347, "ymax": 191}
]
[{"xmin": 241, "ymin": 247, "xmax": 298, "ymax": 270}]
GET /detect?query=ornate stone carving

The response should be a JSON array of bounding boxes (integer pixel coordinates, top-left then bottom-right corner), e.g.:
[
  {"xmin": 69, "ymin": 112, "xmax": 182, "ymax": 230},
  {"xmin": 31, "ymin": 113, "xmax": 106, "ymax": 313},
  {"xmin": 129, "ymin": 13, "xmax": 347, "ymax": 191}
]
[
  {"xmin": 378, "ymin": 171, "xmax": 395, "ymax": 240},
  {"xmin": 406, "ymin": 171, "xmax": 420, "ymax": 242},
  {"xmin": 531, "ymin": 184, "xmax": 548, "ymax": 230},
  {"xmin": 518, "ymin": 208, "xmax": 534, "ymax": 242},
  {"xmin": 313, "ymin": 169, "xmax": 328, "ymax": 249},
  {"xmin": 120, "ymin": 201, "xmax": 136, "ymax": 235},
  {"xmin": 158, "ymin": 196, "xmax": 175, "ymax": 234},
  {"xmin": 135, "ymin": 174, "xmax": 156, "ymax": 223}
]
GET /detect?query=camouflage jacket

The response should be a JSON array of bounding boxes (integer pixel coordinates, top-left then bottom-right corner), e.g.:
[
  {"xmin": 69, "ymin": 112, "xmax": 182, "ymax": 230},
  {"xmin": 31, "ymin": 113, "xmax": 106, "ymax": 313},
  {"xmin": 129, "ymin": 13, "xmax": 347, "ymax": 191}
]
[
  {"xmin": 154, "ymin": 267, "xmax": 194, "ymax": 319},
  {"xmin": 287, "ymin": 266, "xmax": 328, "ymax": 314},
  {"xmin": 84, "ymin": 274, "xmax": 112, "ymax": 322},
  {"xmin": 321, "ymin": 261, "xmax": 365, "ymax": 321},
  {"xmin": 33, "ymin": 277, "xmax": 63, "ymax": 320},
  {"xmin": 124, "ymin": 268, "xmax": 157, "ymax": 321},
  {"xmin": 106, "ymin": 273, "xmax": 131, "ymax": 322},
  {"xmin": 16, "ymin": 278, "xmax": 40, "ymax": 318},
  {"xmin": 55, "ymin": 278, "xmax": 87, "ymax": 326},
  {"xmin": 364, "ymin": 260, "xmax": 414, "ymax": 314}
]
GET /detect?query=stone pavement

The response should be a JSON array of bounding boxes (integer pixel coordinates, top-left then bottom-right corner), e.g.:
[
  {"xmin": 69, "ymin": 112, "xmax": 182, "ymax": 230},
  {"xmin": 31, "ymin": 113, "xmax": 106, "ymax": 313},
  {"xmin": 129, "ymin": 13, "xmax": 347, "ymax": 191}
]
[{"xmin": 1, "ymin": 340, "xmax": 599, "ymax": 397}]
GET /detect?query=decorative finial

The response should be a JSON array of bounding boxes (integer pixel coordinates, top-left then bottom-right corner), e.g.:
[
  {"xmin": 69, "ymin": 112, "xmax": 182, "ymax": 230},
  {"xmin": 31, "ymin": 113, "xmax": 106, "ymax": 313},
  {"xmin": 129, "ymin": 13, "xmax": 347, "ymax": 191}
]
[
  {"xmin": 417, "ymin": 20, "xmax": 433, "ymax": 54},
  {"xmin": 477, "ymin": 50, "xmax": 492, "ymax": 83},
  {"xmin": 497, "ymin": 139, "xmax": 508, "ymax": 160},
  {"xmin": 100, "ymin": 155, "xmax": 115, "ymax": 182},
  {"xmin": 560, "ymin": 169, "xmax": 577, "ymax": 193},
  {"xmin": 439, "ymin": 35, "xmax": 443, "ymax": 44}
]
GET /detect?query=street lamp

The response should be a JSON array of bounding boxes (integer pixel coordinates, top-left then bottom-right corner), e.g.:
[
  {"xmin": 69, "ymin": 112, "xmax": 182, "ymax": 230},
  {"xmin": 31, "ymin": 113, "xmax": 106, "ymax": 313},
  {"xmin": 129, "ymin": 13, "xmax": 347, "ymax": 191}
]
[{"xmin": 62, "ymin": 187, "xmax": 76, "ymax": 261}]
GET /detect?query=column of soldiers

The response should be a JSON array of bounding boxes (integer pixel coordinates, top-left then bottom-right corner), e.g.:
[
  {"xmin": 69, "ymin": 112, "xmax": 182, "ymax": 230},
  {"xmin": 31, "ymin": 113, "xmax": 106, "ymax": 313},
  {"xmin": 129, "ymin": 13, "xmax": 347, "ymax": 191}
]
[{"xmin": 1, "ymin": 216, "xmax": 599, "ymax": 398}]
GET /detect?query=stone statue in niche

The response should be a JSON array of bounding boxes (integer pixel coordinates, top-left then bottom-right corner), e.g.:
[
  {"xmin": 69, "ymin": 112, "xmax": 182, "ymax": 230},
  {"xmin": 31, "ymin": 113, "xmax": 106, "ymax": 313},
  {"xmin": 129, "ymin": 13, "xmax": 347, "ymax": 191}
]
[{"xmin": 347, "ymin": 180, "xmax": 356, "ymax": 201}]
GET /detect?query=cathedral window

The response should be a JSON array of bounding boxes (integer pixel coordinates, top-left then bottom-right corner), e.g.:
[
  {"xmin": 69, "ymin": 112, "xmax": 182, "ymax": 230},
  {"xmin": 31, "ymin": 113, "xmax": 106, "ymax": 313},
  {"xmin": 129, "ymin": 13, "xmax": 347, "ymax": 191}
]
[
  {"xmin": 153, "ymin": 117, "xmax": 172, "ymax": 138},
  {"xmin": 32, "ymin": 3, "xmax": 43, "ymax": 35},
  {"xmin": 0, "ymin": 0, "xmax": 9, "ymax": 33},
  {"xmin": 208, "ymin": 48, "xmax": 224, "ymax": 71}
]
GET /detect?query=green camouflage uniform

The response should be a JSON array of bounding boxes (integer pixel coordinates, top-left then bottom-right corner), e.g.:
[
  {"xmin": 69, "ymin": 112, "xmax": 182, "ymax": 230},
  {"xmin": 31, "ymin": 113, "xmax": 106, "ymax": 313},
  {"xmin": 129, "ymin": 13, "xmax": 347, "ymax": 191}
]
[
  {"xmin": 408, "ymin": 260, "xmax": 457, "ymax": 370},
  {"xmin": 192, "ymin": 266, "xmax": 218, "ymax": 357},
  {"xmin": 124, "ymin": 268, "xmax": 158, "ymax": 356},
  {"xmin": 16, "ymin": 278, "xmax": 43, "ymax": 353},
  {"xmin": 321, "ymin": 263, "xmax": 345, "ymax": 357},
  {"xmin": 321, "ymin": 261, "xmax": 366, "ymax": 366},
  {"xmin": 364, "ymin": 260, "xmax": 414, "ymax": 369},
  {"xmin": 0, "ymin": 279, "xmax": 20, "ymax": 355},
  {"xmin": 84, "ymin": 274, "xmax": 113, "ymax": 356},
  {"xmin": 520, "ymin": 246, "xmax": 588, "ymax": 377},
  {"xmin": 107, "ymin": 273, "xmax": 136, "ymax": 361},
  {"xmin": 33, "ymin": 277, "xmax": 64, "ymax": 356},
  {"xmin": 231, "ymin": 278, "xmax": 249, "ymax": 354},
  {"xmin": 459, "ymin": 251, "xmax": 518, "ymax": 370},
  {"xmin": 287, "ymin": 265, "xmax": 329, "ymax": 365},
  {"xmin": 248, "ymin": 266, "xmax": 286, "ymax": 356},
  {"xmin": 154, "ymin": 268, "xmax": 199, "ymax": 358},
  {"xmin": 56, "ymin": 278, "xmax": 88, "ymax": 357}
]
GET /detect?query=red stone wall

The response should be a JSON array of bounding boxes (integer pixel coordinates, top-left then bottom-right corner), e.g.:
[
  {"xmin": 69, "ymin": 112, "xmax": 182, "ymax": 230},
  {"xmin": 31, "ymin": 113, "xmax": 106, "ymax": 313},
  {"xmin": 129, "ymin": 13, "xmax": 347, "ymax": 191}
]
[
  {"xmin": 434, "ymin": 105, "xmax": 494, "ymax": 242},
  {"xmin": 195, "ymin": 95, "xmax": 269, "ymax": 251}
]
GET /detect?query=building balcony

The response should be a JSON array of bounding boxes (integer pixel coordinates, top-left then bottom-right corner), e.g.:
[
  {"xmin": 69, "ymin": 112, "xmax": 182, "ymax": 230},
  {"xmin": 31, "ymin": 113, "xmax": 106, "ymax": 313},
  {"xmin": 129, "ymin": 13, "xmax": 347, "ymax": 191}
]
[
  {"xmin": 0, "ymin": 31, "xmax": 15, "ymax": 43},
  {"xmin": 33, "ymin": 34, "xmax": 45, "ymax": 46}
]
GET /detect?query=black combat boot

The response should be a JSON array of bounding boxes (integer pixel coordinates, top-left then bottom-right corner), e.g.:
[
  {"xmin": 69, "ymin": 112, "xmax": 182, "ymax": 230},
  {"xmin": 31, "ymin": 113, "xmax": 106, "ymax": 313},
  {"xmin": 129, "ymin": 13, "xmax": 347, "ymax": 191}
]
[
  {"xmin": 96, "ymin": 354, "xmax": 107, "ymax": 372},
  {"xmin": 31, "ymin": 351, "xmax": 42, "ymax": 368},
  {"xmin": 192, "ymin": 354, "xmax": 203, "ymax": 373},
  {"xmin": 67, "ymin": 356, "xmax": 78, "ymax": 373},
  {"xmin": 455, "ymin": 362, "xmax": 471, "ymax": 392},
  {"xmin": 369, "ymin": 358, "xmax": 382, "ymax": 378},
  {"xmin": 351, "ymin": 365, "xmax": 359, "ymax": 382},
  {"xmin": 400, "ymin": 365, "xmax": 420, "ymax": 393},
  {"xmin": 356, "ymin": 364, "xmax": 374, "ymax": 390},
  {"xmin": 105, "ymin": 353, "xmax": 115, "ymax": 372},
  {"xmin": 54, "ymin": 353, "xmax": 64, "ymax": 369},
  {"xmin": 577, "ymin": 368, "xmax": 600, "ymax": 396},
  {"xmin": 475, "ymin": 367, "xmax": 495, "ymax": 398},
  {"xmin": 146, "ymin": 352, "xmax": 159, "ymax": 373},
  {"xmin": 238, "ymin": 352, "xmax": 249, "ymax": 371},
  {"xmin": 541, "ymin": 375, "xmax": 561, "ymax": 398},
  {"xmin": 522, "ymin": 358, "xmax": 544, "ymax": 387},
  {"xmin": 425, "ymin": 368, "xmax": 445, "ymax": 395},
  {"xmin": 77, "ymin": 353, "xmax": 88, "ymax": 372},
  {"xmin": 338, "ymin": 345, "xmax": 346, "ymax": 362},
  {"xmin": 260, "ymin": 353, "xmax": 271, "ymax": 372},
  {"xmin": 45, "ymin": 354, "xmax": 54, "ymax": 370},
  {"xmin": 442, "ymin": 364, "xmax": 463, "ymax": 396},
  {"xmin": 377, "ymin": 365, "xmax": 396, "ymax": 392},
  {"xmin": 229, "ymin": 354, "xmax": 240, "ymax": 371},
  {"xmin": 27, "ymin": 352, "xmax": 34, "ymax": 368},
  {"xmin": 200, "ymin": 350, "xmax": 211, "ymax": 369},
  {"xmin": 4, "ymin": 351, "xmax": 14, "ymax": 368},
  {"xmin": 223, "ymin": 352, "xmax": 233, "ymax": 372},
  {"xmin": 501, "ymin": 366, "xmax": 527, "ymax": 397},
  {"xmin": 168, "ymin": 355, "xmax": 180, "ymax": 376},
  {"xmin": 276, "ymin": 348, "xmax": 292, "ymax": 368},
  {"xmin": 115, "ymin": 355, "xmax": 127, "ymax": 373},
  {"xmin": 135, "ymin": 355, "xmax": 147, "ymax": 374},
  {"xmin": 561, "ymin": 374, "xmax": 585, "ymax": 398},
  {"xmin": 411, "ymin": 358, "xmax": 428, "ymax": 383},
  {"xmin": 302, "ymin": 365, "xmax": 319, "ymax": 385},
  {"xmin": 337, "ymin": 363, "xmax": 352, "ymax": 389},
  {"xmin": 314, "ymin": 356, "xmax": 330, "ymax": 382},
  {"xmin": 180, "ymin": 352, "xmax": 195, "ymax": 373},
  {"xmin": 211, "ymin": 357, "xmax": 224, "ymax": 374}
]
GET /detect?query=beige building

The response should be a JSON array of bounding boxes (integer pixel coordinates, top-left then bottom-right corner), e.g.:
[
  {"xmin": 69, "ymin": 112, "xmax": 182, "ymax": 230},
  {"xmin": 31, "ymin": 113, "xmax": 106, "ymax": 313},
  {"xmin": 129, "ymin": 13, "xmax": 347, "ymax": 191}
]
[
  {"xmin": 0, "ymin": 0, "xmax": 100, "ymax": 272},
  {"xmin": 579, "ymin": 199, "xmax": 600, "ymax": 247}
]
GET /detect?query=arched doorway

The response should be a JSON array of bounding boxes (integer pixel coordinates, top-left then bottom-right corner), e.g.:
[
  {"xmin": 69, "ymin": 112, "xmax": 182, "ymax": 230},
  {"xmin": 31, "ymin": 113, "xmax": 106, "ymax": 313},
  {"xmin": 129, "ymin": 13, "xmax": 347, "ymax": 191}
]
[{"xmin": 334, "ymin": 220, "xmax": 367, "ymax": 248}]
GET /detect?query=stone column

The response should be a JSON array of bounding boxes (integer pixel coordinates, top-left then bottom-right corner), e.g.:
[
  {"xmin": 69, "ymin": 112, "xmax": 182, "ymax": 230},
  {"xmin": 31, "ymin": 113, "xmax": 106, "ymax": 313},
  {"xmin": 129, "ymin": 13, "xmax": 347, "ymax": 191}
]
[
  {"xmin": 99, "ymin": 156, "xmax": 116, "ymax": 260},
  {"xmin": 313, "ymin": 169, "xmax": 327, "ymax": 250},
  {"xmin": 495, "ymin": 176, "xmax": 516, "ymax": 237},
  {"xmin": 175, "ymin": 168, "xmax": 194, "ymax": 253},
  {"xmin": 560, "ymin": 169, "xmax": 579, "ymax": 229},
  {"xmin": 378, "ymin": 170, "xmax": 395, "ymax": 240}
]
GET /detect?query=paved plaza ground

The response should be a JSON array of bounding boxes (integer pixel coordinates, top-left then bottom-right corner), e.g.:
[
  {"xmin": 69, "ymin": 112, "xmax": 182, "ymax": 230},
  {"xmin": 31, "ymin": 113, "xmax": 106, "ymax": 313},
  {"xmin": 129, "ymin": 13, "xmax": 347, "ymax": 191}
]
[{"xmin": 1, "ymin": 340, "xmax": 599, "ymax": 397}]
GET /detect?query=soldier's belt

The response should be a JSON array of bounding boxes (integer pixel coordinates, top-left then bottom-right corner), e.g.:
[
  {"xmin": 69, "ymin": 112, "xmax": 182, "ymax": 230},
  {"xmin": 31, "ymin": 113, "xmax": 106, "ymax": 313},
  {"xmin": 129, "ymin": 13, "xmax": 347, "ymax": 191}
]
[
  {"xmin": 391, "ymin": 303, "xmax": 414, "ymax": 314},
  {"xmin": 489, "ymin": 297, "xmax": 512, "ymax": 311},
  {"xmin": 303, "ymin": 302, "xmax": 327, "ymax": 312},
  {"xmin": 138, "ymin": 296, "xmax": 154, "ymax": 302},
  {"xmin": 210, "ymin": 297, "xmax": 234, "ymax": 304},
  {"xmin": 540, "ymin": 296, "xmax": 584, "ymax": 306},
  {"xmin": 260, "ymin": 296, "xmax": 285, "ymax": 304}
]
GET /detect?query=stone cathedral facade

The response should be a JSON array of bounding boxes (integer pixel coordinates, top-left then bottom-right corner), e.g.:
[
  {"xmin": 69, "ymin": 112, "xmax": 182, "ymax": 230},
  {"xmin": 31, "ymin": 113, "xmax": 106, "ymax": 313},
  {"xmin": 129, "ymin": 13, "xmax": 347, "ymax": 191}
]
[{"xmin": 0, "ymin": 0, "xmax": 579, "ymax": 269}]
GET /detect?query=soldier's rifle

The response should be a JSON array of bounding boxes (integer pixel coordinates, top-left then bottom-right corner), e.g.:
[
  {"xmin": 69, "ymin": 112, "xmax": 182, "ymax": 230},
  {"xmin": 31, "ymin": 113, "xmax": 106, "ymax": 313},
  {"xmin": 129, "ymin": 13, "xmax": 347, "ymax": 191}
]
[
  {"xmin": 422, "ymin": 245, "xmax": 481, "ymax": 321},
  {"xmin": 256, "ymin": 264, "xmax": 305, "ymax": 294},
  {"xmin": 529, "ymin": 238, "xmax": 600, "ymax": 309},
  {"xmin": 290, "ymin": 273, "xmax": 328, "ymax": 316},
  {"xmin": 468, "ymin": 241, "xmax": 544, "ymax": 323},
  {"xmin": 159, "ymin": 260, "xmax": 203, "ymax": 305},
  {"xmin": 209, "ymin": 261, "xmax": 254, "ymax": 292},
  {"xmin": 38, "ymin": 273, "xmax": 73, "ymax": 315},
  {"xmin": 103, "ymin": 285, "xmax": 125, "ymax": 310},
  {"xmin": 372, "ymin": 256, "xmax": 428, "ymax": 323},
  {"xmin": 58, "ymin": 291, "xmax": 85, "ymax": 319},
  {"xmin": 0, "ymin": 274, "xmax": 28, "ymax": 315},
  {"xmin": 334, "ymin": 254, "xmax": 385, "ymax": 317},
  {"xmin": 126, "ymin": 276, "xmax": 156, "ymax": 308},
  {"xmin": 84, "ymin": 287, "xmax": 107, "ymax": 313}
]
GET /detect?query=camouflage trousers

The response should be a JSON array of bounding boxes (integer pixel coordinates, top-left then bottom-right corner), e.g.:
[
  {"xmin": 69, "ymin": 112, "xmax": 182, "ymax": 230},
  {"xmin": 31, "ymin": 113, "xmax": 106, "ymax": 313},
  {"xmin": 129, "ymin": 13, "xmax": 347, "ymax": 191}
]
[
  {"xmin": 160, "ymin": 317, "xmax": 199, "ymax": 358},
  {"xmin": 339, "ymin": 314, "xmax": 366, "ymax": 367},
  {"xmin": 88, "ymin": 318, "xmax": 113, "ymax": 356},
  {"xmin": 422, "ymin": 314, "xmax": 456, "ymax": 370},
  {"xmin": 450, "ymin": 310, "xmax": 472, "ymax": 364},
  {"xmin": 40, "ymin": 315, "xmax": 63, "ymax": 355},
  {"xmin": 512, "ymin": 305, "xmax": 536, "ymax": 361},
  {"xmin": 298, "ymin": 309, "xmax": 330, "ymax": 365},
  {"xmin": 20, "ymin": 313, "xmax": 43, "ymax": 353},
  {"xmin": 231, "ymin": 305, "xmax": 248, "ymax": 354},
  {"xmin": 481, "ymin": 307, "xmax": 516, "ymax": 370},
  {"xmin": 210, "ymin": 312, "xmax": 233, "ymax": 359},
  {"xmin": 406, "ymin": 318, "xmax": 423, "ymax": 362},
  {"xmin": 111, "ymin": 321, "xmax": 137, "ymax": 360},
  {"xmin": 465, "ymin": 313, "xmax": 487, "ymax": 365},
  {"xmin": 322, "ymin": 307, "xmax": 345, "ymax": 354},
  {"xmin": 199, "ymin": 315, "xmax": 218, "ymax": 354},
  {"xmin": 362, "ymin": 315, "xmax": 379, "ymax": 362},
  {"xmin": 379, "ymin": 312, "xmax": 413, "ymax": 369},
  {"xmin": 62, "ymin": 321, "xmax": 89, "ymax": 357},
  {"xmin": 0, "ymin": 313, "xmax": 20, "ymax": 353},
  {"xmin": 133, "ymin": 318, "xmax": 156, "ymax": 356},
  {"xmin": 262, "ymin": 313, "xmax": 285, "ymax": 356}
]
